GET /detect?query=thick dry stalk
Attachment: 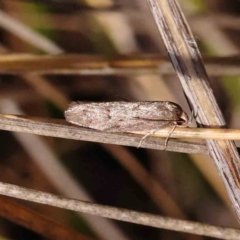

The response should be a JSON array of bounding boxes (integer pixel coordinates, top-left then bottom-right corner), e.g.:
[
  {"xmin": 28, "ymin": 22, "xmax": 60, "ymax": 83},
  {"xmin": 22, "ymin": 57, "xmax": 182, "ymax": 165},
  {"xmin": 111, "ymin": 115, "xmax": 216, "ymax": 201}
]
[
  {"xmin": 147, "ymin": 0, "xmax": 240, "ymax": 220},
  {"xmin": 0, "ymin": 181, "xmax": 239, "ymax": 239}
]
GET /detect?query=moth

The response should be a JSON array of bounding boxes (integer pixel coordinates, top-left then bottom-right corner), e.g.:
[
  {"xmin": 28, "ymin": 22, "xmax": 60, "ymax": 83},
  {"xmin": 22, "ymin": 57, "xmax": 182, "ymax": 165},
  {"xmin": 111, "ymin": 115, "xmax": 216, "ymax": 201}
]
[{"xmin": 65, "ymin": 101, "xmax": 188, "ymax": 147}]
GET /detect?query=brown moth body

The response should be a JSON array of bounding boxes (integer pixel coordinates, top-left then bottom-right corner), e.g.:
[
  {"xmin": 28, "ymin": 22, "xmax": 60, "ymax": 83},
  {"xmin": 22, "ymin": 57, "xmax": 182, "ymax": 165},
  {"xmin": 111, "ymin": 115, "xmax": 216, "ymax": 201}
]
[{"xmin": 65, "ymin": 101, "xmax": 188, "ymax": 132}]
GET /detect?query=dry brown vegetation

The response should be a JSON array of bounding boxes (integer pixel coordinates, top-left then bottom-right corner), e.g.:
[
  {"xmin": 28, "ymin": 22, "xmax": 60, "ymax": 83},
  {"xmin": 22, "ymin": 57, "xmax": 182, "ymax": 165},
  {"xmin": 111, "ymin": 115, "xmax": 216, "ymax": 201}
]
[{"xmin": 0, "ymin": 0, "xmax": 240, "ymax": 239}]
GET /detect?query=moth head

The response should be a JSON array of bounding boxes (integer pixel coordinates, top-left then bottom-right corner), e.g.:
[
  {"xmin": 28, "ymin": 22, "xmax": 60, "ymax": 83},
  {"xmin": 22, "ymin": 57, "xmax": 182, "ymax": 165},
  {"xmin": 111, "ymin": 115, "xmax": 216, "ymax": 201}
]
[{"xmin": 175, "ymin": 111, "xmax": 189, "ymax": 126}]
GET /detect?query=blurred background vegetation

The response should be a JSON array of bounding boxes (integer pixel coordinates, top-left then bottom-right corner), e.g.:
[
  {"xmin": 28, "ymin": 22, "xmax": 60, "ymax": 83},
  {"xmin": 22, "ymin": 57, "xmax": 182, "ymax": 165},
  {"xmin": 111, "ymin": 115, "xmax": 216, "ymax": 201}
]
[{"xmin": 0, "ymin": 0, "xmax": 240, "ymax": 239}]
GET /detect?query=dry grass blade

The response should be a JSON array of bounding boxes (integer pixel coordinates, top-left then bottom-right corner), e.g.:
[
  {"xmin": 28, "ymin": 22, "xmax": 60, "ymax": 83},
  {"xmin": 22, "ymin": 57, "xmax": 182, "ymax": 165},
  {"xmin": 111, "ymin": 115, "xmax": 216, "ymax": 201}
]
[
  {"xmin": 135, "ymin": 127, "xmax": 240, "ymax": 140},
  {"xmin": 0, "ymin": 113, "xmax": 207, "ymax": 154},
  {"xmin": 147, "ymin": 0, "xmax": 240, "ymax": 220},
  {"xmin": 0, "ymin": 54, "xmax": 240, "ymax": 76},
  {"xmin": 0, "ymin": 181, "xmax": 239, "ymax": 239},
  {"xmin": 4, "ymin": 112, "xmax": 240, "ymax": 148}
]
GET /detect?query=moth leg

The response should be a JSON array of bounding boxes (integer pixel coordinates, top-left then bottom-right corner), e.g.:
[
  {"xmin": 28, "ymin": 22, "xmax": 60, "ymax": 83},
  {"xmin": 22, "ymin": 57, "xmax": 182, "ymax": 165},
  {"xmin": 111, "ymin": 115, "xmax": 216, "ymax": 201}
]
[
  {"xmin": 163, "ymin": 125, "xmax": 177, "ymax": 150},
  {"xmin": 138, "ymin": 129, "xmax": 158, "ymax": 148}
]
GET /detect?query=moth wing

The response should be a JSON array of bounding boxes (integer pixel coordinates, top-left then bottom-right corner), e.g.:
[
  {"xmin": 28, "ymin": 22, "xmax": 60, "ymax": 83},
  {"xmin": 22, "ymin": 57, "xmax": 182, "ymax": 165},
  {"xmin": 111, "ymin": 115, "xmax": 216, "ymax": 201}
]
[
  {"xmin": 65, "ymin": 101, "xmax": 185, "ymax": 132},
  {"xmin": 105, "ymin": 119, "xmax": 171, "ymax": 132},
  {"xmin": 65, "ymin": 102, "xmax": 112, "ymax": 130},
  {"xmin": 131, "ymin": 101, "xmax": 183, "ymax": 120}
]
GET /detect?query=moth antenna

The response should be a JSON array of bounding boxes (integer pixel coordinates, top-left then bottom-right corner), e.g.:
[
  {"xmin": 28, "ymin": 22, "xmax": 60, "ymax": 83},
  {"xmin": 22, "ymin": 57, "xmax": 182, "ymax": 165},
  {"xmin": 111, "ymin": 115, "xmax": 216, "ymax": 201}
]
[{"xmin": 116, "ymin": 95, "xmax": 130, "ymax": 101}]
